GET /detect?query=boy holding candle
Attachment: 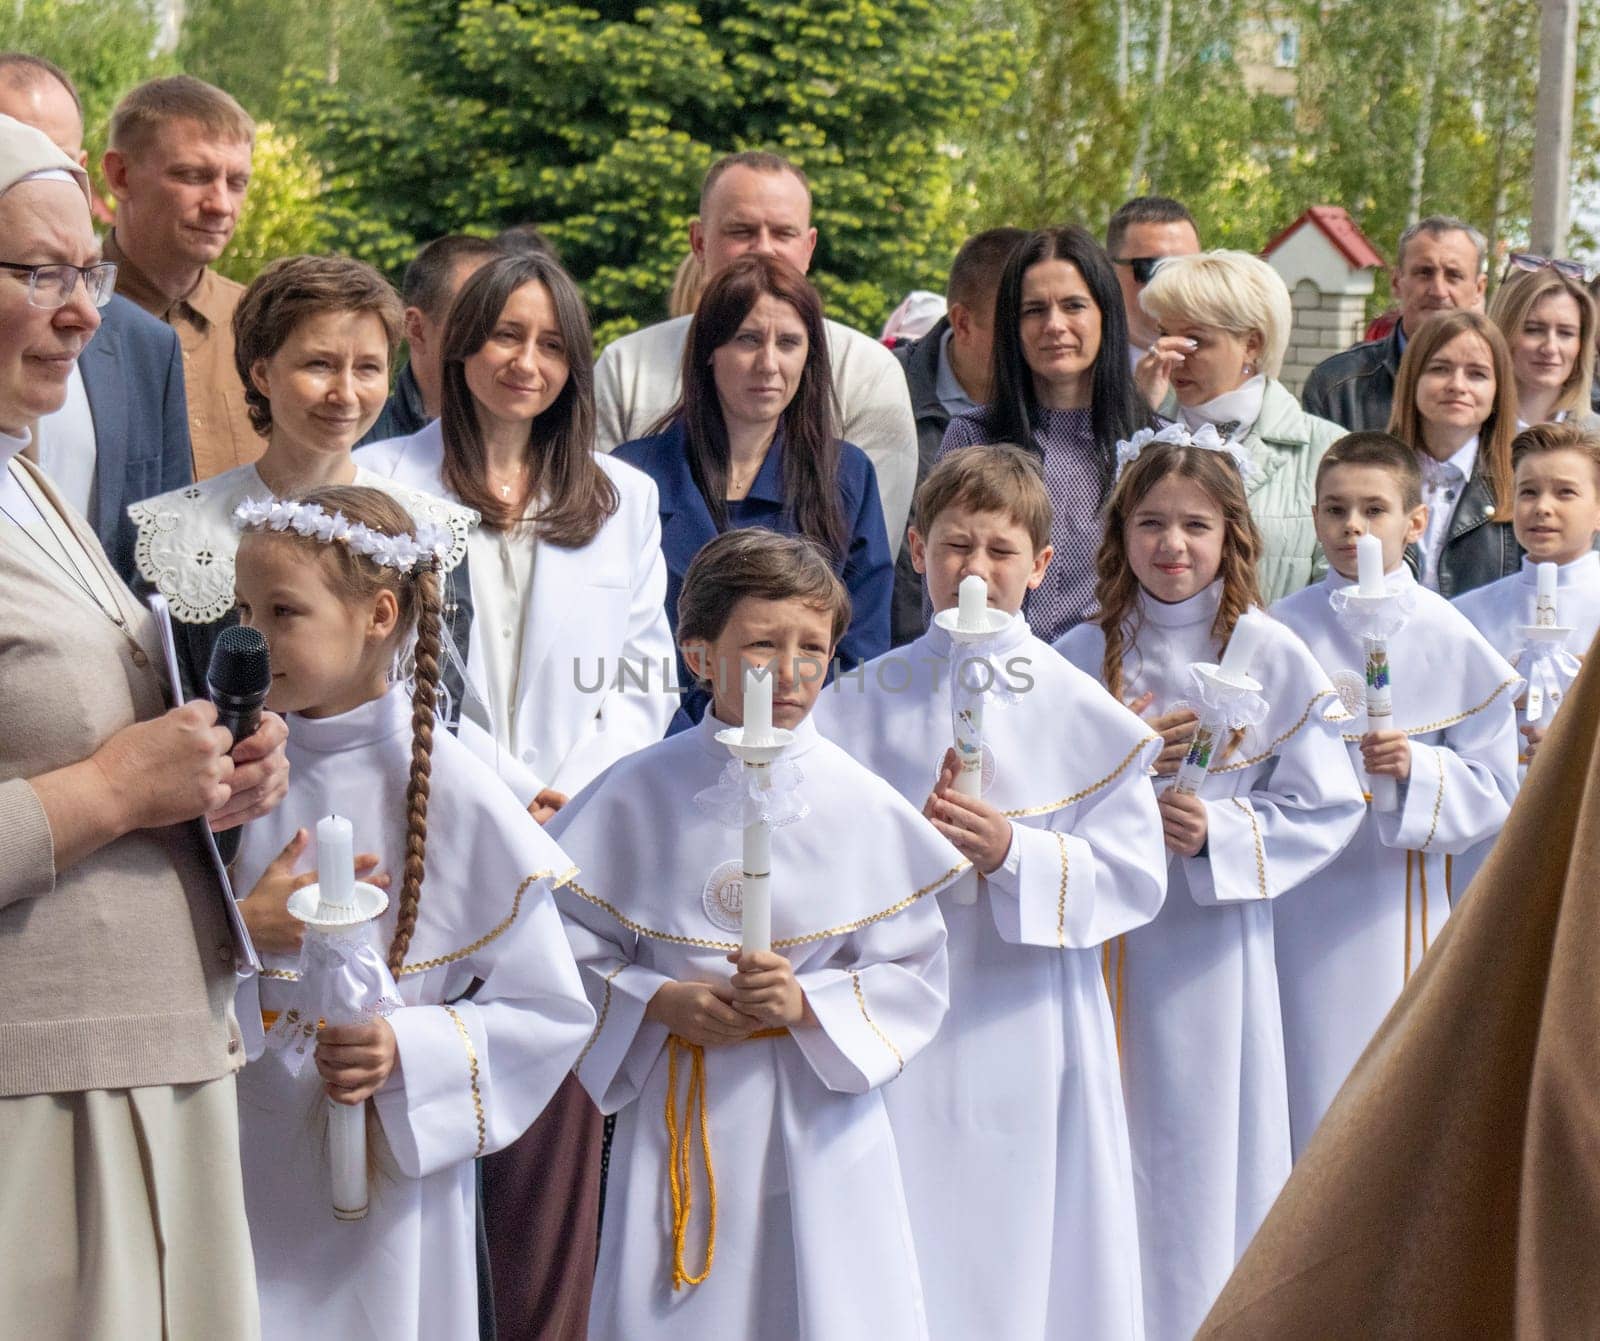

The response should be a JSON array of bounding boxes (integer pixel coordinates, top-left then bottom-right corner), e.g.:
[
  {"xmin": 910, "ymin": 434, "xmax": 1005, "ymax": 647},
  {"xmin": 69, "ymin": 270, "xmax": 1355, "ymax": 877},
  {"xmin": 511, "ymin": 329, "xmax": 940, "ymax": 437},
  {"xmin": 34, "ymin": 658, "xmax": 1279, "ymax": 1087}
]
[
  {"xmin": 550, "ymin": 529, "xmax": 964, "ymax": 1341},
  {"xmin": 815, "ymin": 444, "xmax": 1167, "ymax": 1341},
  {"xmin": 1271, "ymin": 433, "xmax": 1521, "ymax": 1157},
  {"xmin": 1453, "ymin": 422, "xmax": 1600, "ymax": 766}
]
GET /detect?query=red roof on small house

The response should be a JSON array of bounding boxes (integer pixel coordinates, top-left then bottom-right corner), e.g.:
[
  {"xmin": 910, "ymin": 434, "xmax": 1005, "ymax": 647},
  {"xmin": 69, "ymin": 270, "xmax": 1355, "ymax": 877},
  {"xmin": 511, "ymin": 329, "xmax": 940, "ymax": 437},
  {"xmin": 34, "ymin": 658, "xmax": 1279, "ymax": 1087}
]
[{"xmin": 1263, "ymin": 206, "xmax": 1385, "ymax": 271}]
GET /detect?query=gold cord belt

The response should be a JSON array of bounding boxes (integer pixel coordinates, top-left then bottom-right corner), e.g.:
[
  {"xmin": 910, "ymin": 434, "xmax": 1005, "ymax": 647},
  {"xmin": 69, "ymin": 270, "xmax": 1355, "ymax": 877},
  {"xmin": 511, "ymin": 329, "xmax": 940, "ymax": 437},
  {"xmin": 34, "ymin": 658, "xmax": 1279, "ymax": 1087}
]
[{"xmin": 664, "ymin": 1027, "xmax": 789, "ymax": 1290}]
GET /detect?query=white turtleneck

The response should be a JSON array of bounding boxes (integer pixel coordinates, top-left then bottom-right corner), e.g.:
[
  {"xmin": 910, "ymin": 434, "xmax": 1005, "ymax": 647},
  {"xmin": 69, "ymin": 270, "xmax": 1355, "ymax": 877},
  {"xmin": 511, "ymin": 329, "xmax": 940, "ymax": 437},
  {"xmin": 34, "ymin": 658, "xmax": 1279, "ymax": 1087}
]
[
  {"xmin": 1178, "ymin": 374, "xmax": 1266, "ymax": 437},
  {"xmin": 0, "ymin": 427, "xmax": 44, "ymax": 525},
  {"xmin": 1122, "ymin": 580, "xmax": 1224, "ymax": 712}
]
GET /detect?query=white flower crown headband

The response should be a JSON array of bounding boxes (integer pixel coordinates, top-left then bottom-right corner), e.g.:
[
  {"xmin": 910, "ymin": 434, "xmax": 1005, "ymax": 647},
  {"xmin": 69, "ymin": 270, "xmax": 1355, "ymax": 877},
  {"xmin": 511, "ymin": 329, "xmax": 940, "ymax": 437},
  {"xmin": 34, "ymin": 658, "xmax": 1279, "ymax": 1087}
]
[
  {"xmin": 1113, "ymin": 421, "xmax": 1260, "ymax": 486},
  {"xmin": 232, "ymin": 497, "xmax": 450, "ymax": 575}
]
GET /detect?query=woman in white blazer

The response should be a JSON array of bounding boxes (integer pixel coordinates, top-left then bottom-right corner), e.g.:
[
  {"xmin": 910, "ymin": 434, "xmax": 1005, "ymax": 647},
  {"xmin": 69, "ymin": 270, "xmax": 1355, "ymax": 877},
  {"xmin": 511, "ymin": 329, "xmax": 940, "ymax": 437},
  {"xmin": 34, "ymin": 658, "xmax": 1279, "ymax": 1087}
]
[
  {"xmin": 356, "ymin": 249, "xmax": 673, "ymax": 1341},
  {"xmin": 358, "ymin": 252, "xmax": 673, "ymax": 811}
]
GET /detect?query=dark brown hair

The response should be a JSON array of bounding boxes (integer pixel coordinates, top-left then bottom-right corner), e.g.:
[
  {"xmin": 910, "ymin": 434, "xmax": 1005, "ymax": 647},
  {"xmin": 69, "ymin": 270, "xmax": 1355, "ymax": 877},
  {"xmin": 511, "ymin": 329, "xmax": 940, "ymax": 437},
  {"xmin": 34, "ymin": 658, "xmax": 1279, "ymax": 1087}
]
[
  {"xmin": 676, "ymin": 529, "xmax": 850, "ymax": 677},
  {"xmin": 233, "ymin": 255, "xmax": 403, "ymax": 437},
  {"xmin": 1316, "ymin": 431, "xmax": 1424, "ymax": 510},
  {"xmin": 1387, "ymin": 309, "xmax": 1518, "ymax": 516},
  {"xmin": 985, "ymin": 226, "xmax": 1148, "ymax": 489},
  {"xmin": 235, "ymin": 484, "xmax": 441, "ymax": 975},
  {"xmin": 1512, "ymin": 420, "xmax": 1600, "ymax": 485},
  {"xmin": 1094, "ymin": 443, "xmax": 1263, "ymax": 700},
  {"xmin": 913, "ymin": 443, "xmax": 1052, "ymax": 552},
  {"xmin": 438, "ymin": 252, "xmax": 617, "ymax": 541},
  {"xmin": 661, "ymin": 253, "xmax": 847, "ymax": 557}
]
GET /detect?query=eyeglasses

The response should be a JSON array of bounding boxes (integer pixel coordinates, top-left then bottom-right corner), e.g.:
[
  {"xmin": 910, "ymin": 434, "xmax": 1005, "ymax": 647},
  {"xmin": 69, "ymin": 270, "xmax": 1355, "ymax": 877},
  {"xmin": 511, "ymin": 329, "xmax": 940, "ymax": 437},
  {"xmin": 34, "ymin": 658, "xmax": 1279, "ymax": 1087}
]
[
  {"xmin": 1111, "ymin": 256, "xmax": 1165, "ymax": 284},
  {"xmin": 0, "ymin": 260, "xmax": 118, "ymax": 310},
  {"xmin": 1505, "ymin": 252, "xmax": 1594, "ymax": 285}
]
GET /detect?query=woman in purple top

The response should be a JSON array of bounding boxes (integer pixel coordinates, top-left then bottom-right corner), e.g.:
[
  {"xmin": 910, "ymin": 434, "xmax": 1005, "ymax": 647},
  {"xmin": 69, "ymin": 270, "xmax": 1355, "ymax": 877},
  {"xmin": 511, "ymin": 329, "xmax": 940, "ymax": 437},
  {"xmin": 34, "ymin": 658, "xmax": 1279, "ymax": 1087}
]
[{"xmin": 940, "ymin": 226, "xmax": 1150, "ymax": 641}]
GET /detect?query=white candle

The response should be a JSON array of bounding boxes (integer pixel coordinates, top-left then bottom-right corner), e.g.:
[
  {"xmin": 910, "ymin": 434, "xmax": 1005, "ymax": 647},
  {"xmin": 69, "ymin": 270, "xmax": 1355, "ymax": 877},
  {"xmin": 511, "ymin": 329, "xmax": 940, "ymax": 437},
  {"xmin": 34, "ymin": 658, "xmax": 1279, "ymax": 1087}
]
[
  {"xmin": 1536, "ymin": 562, "xmax": 1558, "ymax": 627},
  {"xmin": 1356, "ymin": 534, "xmax": 1385, "ymax": 598},
  {"xmin": 1219, "ymin": 613, "xmax": 1263, "ymax": 677},
  {"xmin": 741, "ymin": 806, "xmax": 772, "ymax": 954},
  {"xmin": 743, "ymin": 665, "xmax": 774, "ymax": 745},
  {"xmin": 330, "ymin": 1102, "xmax": 368, "ymax": 1220},
  {"xmin": 957, "ymin": 574, "xmax": 988, "ymax": 632},
  {"xmin": 316, "ymin": 815, "xmax": 354, "ymax": 913}
]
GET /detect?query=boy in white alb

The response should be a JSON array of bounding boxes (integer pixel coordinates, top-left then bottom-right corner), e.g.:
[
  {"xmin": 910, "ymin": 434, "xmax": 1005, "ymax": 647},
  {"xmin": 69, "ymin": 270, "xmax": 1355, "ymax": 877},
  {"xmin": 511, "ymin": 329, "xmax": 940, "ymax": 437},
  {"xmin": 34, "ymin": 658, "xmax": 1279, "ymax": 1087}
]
[
  {"xmin": 816, "ymin": 445, "xmax": 1166, "ymax": 1341},
  {"xmin": 1273, "ymin": 433, "xmax": 1521, "ymax": 1156},
  {"xmin": 1453, "ymin": 422, "xmax": 1600, "ymax": 771},
  {"xmin": 552, "ymin": 530, "xmax": 963, "ymax": 1341}
]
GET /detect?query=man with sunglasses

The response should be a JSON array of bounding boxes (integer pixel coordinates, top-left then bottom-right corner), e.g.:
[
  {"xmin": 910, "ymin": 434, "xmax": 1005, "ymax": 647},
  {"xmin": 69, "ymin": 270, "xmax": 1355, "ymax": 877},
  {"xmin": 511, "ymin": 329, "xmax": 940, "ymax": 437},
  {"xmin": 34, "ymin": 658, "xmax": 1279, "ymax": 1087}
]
[
  {"xmin": 1106, "ymin": 195, "xmax": 1202, "ymax": 371},
  {"xmin": 1302, "ymin": 215, "xmax": 1487, "ymax": 432},
  {"xmin": 0, "ymin": 53, "xmax": 193, "ymax": 586}
]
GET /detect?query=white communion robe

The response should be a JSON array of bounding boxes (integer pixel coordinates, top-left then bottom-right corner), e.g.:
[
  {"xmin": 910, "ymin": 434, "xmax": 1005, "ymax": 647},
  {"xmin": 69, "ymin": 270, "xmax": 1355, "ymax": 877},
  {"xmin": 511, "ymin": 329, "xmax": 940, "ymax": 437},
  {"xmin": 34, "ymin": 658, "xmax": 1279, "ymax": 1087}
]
[
  {"xmin": 1272, "ymin": 569, "xmax": 1521, "ymax": 1156},
  {"xmin": 1056, "ymin": 583, "xmax": 1365, "ymax": 1341},
  {"xmin": 814, "ymin": 613, "xmax": 1166, "ymax": 1341},
  {"xmin": 231, "ymin": 685, "xmax": 595, "ymax": 1341},
  {"xmin": 550, "ymin": 710, "xmax": 964, "ymax": 1341}
]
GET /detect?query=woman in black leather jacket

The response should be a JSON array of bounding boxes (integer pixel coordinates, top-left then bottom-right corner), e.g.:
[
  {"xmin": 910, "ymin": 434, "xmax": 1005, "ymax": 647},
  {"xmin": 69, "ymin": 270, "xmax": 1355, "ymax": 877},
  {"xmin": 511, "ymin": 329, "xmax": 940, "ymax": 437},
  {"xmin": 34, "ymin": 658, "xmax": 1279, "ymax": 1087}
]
[{"xmin": 1388, "ymin": 310, "xmax": 1522, "ymax": 597}]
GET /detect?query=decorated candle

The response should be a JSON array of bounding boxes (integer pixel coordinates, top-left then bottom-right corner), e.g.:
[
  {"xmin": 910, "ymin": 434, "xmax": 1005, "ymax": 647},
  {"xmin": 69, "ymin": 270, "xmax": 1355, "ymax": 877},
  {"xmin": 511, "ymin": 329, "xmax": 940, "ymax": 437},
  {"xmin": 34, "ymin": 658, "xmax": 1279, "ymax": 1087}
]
[{"xmin": 1535, "ymin": 562, "xmax": 1558, "ymax": 627}]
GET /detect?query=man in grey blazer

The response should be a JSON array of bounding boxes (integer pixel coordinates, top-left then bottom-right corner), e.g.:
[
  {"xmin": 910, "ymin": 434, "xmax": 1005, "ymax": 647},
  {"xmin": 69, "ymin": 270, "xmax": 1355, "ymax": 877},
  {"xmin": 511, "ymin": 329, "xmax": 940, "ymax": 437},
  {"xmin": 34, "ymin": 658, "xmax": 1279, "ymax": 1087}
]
[{"xmin": 0, "ymin": 53, "xmax": 193, "ymax": 583}]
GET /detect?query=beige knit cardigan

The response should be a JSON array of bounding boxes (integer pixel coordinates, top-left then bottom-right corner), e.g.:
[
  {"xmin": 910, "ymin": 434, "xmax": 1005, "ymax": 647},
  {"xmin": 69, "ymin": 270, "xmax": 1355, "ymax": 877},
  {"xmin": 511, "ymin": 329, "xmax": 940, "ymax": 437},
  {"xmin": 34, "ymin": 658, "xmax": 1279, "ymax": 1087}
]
[{"xmin": 0, "ymin": 456, "xmax": 242, "ymax": 1096}]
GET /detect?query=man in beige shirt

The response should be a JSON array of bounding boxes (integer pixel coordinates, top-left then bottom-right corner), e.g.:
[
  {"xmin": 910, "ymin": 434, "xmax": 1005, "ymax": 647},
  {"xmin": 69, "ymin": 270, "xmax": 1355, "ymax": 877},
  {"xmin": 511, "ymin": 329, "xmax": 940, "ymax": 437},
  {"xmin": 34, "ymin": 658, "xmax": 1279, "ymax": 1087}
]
[{"xmin": 101, "ymin": 75, "xmax": 258, "ymax": 481}]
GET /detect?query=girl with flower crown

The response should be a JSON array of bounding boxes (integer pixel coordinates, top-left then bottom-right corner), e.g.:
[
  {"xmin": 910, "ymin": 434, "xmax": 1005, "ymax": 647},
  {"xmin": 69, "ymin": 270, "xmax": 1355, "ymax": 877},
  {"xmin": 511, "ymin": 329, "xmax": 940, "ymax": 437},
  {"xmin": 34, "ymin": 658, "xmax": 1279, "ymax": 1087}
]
[
  {"xmin": 227, "ymin": 484, "xmax": 593, "ymax": 1341},
  {"xmin": 1055, "ymin": 428, "xmax": 1364, "ymax": 1341}
]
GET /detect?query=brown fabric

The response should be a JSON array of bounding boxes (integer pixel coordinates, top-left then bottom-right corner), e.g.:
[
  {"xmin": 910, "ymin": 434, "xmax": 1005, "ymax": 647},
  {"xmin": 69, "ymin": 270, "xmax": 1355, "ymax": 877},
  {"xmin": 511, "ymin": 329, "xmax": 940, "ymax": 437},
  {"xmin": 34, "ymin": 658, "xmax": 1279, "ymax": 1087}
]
[
  {"xmin": 481, "ymin": 1072, "xmax": 603, "ymax": 1341},
  {"xmin": 0, "ymin": 456, "xmax": 241, "ymax": 1096},
  {"xmin": 1199, "ymin": 637, "xmax": 1600, "ymax": 1341},
  {"xmin": 104, "ymin": 231, "xmax": 260, "ymax": 481}
]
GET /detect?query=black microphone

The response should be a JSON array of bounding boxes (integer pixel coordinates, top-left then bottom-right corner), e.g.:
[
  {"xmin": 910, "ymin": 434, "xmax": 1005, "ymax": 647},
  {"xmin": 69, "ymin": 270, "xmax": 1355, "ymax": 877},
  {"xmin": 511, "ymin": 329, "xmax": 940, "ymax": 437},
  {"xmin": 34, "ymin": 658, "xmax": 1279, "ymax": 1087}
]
[{"xmin": 207, "ymin": 625, "xmax": 271, "ymax": 864}]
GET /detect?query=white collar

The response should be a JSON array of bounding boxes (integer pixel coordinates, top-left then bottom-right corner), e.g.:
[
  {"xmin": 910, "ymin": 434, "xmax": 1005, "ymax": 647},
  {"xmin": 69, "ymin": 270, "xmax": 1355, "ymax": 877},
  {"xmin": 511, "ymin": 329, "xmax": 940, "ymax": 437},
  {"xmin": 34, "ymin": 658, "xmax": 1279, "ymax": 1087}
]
[
  {"xmin": 1179, "ymin": 374, "xmax": 1266, "ymax": 434},
  {"xmin": 1518, "ymin": 550, "xmax": 1600, "ymax": 587},
  {"xmin": 129, "ymin": 462, "xmax": 477, "ymax": 624},
  {"xmin": 1320, "ymin": 561, "xmax": 1417, "ymax": 593},
  {"xmin": 921, "ymin": 607, "xmax": 1030, "ymax": 659},
  {"xmin": 288, "ymin": 682, "xmax": 413, "ymax": 754},
  {"xmin": 696, "ymin": 704, "xmax": 822, "ymax": 759},
  {"xmin": 1420, "ymin": 434, "xmax": 1478, "ymax": 483},
  {"xmin": 1137, "ymin": 578, "xmax": 1223, "ymax": 629},
  {"xmin": 0, "ymin": 426, "xmax": 28, "ymax": 468}
]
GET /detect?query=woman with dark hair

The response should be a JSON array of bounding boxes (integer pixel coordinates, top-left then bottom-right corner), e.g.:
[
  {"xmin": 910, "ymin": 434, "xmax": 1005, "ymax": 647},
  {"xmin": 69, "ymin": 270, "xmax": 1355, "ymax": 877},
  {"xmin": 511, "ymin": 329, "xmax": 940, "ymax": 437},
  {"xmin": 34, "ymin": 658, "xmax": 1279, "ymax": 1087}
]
[
  {"xmin": 358, "ymin": 251, "xmax": 673, "ymax": 1341},
  {"xmin": 615, "ymin": 252, "xmax": 892, "ymax": 725},
  {"xmin": 360, "ymin": 250, "xmax": 674, "ymax": 806},
  {"xmin": 130, "ymin": 253, "xmax": 476, "ymax": 696},
  {"xmin": 938, "ymin": 225, "xmax": 1149, "ymax": 642}
]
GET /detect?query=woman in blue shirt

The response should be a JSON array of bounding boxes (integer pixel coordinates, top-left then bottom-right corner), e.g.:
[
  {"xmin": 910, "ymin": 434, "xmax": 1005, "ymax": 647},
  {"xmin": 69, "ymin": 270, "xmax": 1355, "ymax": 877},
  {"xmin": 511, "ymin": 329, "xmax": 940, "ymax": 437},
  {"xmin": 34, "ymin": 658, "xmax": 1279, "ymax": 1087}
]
[{"xmin": 616, "ymin": 253, "xmax": 892, "ymax": 726}]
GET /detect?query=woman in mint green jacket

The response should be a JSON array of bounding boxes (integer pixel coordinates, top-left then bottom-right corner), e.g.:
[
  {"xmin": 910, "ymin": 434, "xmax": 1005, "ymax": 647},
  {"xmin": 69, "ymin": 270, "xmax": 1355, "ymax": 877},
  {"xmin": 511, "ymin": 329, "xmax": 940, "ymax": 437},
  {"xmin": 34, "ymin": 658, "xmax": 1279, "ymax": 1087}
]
[{"xmin": 1135, "ymin": 250, "xmax": 1343, "ymax": 602}]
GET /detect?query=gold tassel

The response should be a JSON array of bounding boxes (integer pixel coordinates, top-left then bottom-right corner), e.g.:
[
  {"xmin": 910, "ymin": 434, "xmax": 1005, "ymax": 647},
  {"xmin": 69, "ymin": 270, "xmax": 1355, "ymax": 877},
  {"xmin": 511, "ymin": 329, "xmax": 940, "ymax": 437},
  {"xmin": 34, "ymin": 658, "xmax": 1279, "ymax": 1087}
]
[
  {"xmin": 1404, "ymin": 851, "xmax": 1414, "ymax": 985},
  {"xmin": 665, "ymin": 1036, "xmax": 716, "ymax": 1289}
]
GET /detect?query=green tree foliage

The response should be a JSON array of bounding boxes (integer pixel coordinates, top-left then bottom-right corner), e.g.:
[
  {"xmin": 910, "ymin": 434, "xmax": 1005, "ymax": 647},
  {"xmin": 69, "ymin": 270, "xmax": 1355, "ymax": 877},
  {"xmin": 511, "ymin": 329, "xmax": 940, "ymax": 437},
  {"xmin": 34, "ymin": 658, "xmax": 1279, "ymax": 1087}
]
[
  {"xmin": 213, "ymin": 123, "xmax": 335, "ymax": 284},
  {"xmin": 966, "ymin": 0, "xmax": 1600, "ymax": 296},
  {"xmin": 0, "ymin": 0, "xmax": 169, "ymax": 175},
  {"xmin": 293, "ymin": 0, "xmax": 1015, "ymax": 344},
  {"xmin": 177, "ymin": 0, "xmax": 402, "ymax": 126}
]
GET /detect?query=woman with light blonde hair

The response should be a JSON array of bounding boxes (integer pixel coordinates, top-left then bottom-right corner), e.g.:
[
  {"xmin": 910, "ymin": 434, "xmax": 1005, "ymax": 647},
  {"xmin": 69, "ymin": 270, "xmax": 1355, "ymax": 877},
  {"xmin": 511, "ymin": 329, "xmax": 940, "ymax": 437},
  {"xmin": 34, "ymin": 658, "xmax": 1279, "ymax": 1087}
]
[
  {"xmin": 1488, "ymin": 263, "xmax": 1599, "ymax": 429},
  {"xmin": 1137, "ymin": 249, "xmax": 1343, "ymax": 600}
]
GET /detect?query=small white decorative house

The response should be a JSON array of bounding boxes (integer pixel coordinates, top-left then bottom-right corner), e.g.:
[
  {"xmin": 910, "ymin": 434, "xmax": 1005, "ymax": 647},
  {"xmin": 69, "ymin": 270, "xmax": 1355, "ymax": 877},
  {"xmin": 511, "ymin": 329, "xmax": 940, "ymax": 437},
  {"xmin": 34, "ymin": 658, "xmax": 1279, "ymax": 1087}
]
[{"xmin": 1263, "ymin": 206, "xmax": 1385, "ymax": 396}]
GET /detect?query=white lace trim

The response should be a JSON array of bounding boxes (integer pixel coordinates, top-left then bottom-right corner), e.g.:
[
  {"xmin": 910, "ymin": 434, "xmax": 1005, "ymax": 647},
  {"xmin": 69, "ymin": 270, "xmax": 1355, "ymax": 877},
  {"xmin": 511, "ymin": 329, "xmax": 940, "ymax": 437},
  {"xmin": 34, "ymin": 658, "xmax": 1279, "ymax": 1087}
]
[{"xmin": 129, "ymin": 465, "xmax": 478, "ymax": 624}]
